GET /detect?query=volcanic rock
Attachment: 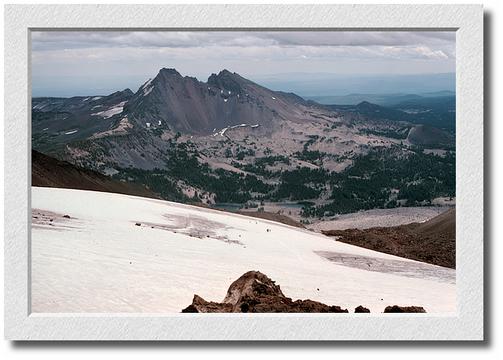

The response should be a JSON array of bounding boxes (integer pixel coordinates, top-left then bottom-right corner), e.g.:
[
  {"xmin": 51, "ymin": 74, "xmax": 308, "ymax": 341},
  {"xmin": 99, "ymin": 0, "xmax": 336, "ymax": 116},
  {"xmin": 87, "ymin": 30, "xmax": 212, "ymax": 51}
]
[
  {"xmin": 181, "ymin": 271, "xmax": 349, "ymax": 313},
  {"xmin": 355, "ymin": 305, "xmax": 371, "ymax": 313},
  {"xmin": 383, "ymin": 305, "xmax": 426, "ymax": 313}
]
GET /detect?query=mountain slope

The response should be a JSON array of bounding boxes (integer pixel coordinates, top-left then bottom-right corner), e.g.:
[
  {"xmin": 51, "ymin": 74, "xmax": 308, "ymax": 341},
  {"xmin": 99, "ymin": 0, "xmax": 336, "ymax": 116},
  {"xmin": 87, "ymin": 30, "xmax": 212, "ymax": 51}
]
[
  {"xmin": 32, "ymin": 89, "xmax": 134, "ymax": 153},
  {"xmin": 32, "ymin": 149, "xmax": 158, "ymax": 199},
  {"xmin": 125, "ymin": 68, "xmax": 325, "ymax": 134},
  {"xmin": 407, "ymin": 124, "xmax": 454, "ymax": 147},
  {"xmin": 322, "ymin": 208, "xmax": 456, "ymax": 268}
]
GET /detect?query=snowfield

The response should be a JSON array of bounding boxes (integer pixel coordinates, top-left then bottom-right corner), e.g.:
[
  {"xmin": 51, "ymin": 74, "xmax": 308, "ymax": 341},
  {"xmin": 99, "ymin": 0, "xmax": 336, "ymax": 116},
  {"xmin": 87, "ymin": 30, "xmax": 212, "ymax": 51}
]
[
  {"xmin": 91, "ymin": 101, "xmax": 127, "ymax": 119},
  {"xmin": 31, "ymin": 187, "xmax": 456, "ymax": 313}
]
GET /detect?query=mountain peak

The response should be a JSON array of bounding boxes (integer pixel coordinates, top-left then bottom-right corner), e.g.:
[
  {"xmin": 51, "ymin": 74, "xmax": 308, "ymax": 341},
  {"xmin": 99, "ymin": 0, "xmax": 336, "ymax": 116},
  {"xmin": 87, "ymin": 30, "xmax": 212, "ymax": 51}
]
[
  {"xmin": 158, "ymin": 68, "xmax": 182, "ymax": 77},
  {"xmin": 218, "ymin": 69, "xmax": 235, "ymax": 76},
  {"xmin": 124, "ymin": 67, "xmax": 315, "ymax": 134},
  {"xmin": 207, "ymin": 69, "xmax": 247, "ymax": 93},
  {"xmin": 209, "ymin": 69, "xmax": 243, "ymax": 81}
]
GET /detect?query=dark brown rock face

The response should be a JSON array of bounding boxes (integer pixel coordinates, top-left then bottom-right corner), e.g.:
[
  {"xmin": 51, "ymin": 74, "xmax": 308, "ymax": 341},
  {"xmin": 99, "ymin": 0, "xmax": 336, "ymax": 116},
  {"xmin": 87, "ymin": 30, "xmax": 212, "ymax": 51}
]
[
  {"xmin": 181, "ymin": 271, "xmax": 348, "ymax": 313},
  {"xmin": 181, "ymin": 295, "xmax": 233, "ymax": 313},
  {"xmin": 383, "ymin": 305, "xmax": 426, "ymax": 313}
]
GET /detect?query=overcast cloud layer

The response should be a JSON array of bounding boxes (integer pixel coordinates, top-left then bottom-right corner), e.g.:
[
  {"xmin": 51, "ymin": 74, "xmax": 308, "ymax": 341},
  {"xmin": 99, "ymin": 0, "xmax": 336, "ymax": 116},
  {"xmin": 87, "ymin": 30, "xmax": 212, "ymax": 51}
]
[{"xmin": 32, "ymin": 31, "xmax": 456, "ymax": 97}]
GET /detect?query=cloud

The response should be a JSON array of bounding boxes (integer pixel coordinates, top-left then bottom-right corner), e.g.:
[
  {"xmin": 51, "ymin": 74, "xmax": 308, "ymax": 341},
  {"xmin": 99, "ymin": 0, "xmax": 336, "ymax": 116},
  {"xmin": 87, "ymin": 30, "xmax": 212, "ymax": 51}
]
[
  {"xmin": 31, "ymin": 31, "xmax": 455, "ymax": 96},
  {"xmin": 31, "ymin": 31, "xmax": 455, "ymax": 66},
  {"xmin": 32, "ymin": 31, "xmax": 455, "ymax": 51}
]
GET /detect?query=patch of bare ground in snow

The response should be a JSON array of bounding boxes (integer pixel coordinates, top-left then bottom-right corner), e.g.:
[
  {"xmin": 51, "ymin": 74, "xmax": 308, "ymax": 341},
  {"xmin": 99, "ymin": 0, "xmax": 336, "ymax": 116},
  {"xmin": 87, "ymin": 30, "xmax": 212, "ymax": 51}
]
[
  {"xmin": 134, "ymin": 213, "xmax": 244, "ymax": 245},
  {"xmin": 32, "ymin": 209, "xmax": 80, "ymax": 231},
  {"xmin": 315, "ymin": 251, "xmax": 455, "ymax": 284}
]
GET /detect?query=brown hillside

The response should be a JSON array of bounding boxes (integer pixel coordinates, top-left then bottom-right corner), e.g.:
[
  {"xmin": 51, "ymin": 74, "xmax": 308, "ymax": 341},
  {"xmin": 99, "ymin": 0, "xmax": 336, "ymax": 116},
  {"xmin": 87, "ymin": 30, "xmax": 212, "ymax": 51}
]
[
  {"xmin": 32, "ymin": 150, "xmax": 159, "ymax": 199},
  {"xmin": 322, "ymin": 208, "xmax": 455, "ymax": 268}
]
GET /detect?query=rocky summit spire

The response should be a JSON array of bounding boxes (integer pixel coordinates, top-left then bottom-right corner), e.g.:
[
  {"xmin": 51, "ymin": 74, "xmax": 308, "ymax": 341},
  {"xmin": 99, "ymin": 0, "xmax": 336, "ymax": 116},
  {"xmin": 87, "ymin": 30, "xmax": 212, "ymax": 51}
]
[{"xmin": 124, "ymin": 67, "xmax": 314, "ymax": 134}]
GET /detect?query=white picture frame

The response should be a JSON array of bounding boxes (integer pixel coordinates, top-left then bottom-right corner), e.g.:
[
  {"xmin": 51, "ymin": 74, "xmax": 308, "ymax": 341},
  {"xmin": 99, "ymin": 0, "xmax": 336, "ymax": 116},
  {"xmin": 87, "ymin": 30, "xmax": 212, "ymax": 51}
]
[{"xmin": 4, "ymin": 4, "xmax": 483, "ymax": 341}]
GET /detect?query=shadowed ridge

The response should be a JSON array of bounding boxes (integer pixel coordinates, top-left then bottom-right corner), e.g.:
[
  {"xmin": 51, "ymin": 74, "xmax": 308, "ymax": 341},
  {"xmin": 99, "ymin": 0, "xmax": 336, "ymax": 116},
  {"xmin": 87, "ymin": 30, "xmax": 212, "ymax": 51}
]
[{"xmin": 31, "ymin": 150, "xmax": 159, "ymax": 199}]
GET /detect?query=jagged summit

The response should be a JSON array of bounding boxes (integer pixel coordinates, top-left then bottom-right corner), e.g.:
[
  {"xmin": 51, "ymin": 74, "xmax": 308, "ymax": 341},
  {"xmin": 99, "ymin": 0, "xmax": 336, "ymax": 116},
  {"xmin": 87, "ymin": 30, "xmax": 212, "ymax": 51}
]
[
  {"xmin": 153, "ymin": 68, "xmax": 196, "ymax": 83},
  {"xmin": 208, "ymin": 69, "xmax": 240, "ymax": 79},
  {"xmin": 207, "ymin": 69, "xmax": 248, "ymax": 94},
  {"xmin": 159, "ymin": 67, "xmax": 182, "ymax": 76}
]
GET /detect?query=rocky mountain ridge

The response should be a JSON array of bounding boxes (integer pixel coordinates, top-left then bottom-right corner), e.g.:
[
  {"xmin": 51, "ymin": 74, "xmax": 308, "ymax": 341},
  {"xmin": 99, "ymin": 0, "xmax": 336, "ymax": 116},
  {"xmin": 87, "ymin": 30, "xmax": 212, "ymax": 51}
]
[
  {"xmin": 124, "ymin": 68, "xmax": 327, "ymax": 134},
  {"xmin": 31, "ymin": 67, "xmax": 456, "ymax": 218}
]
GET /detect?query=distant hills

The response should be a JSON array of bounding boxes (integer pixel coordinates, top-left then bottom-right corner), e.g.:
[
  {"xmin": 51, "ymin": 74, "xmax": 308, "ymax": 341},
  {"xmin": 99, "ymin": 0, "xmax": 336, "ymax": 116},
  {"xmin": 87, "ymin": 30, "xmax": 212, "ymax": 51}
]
[
  {"xmin": 326, "ymin": 95, "xmax": 455, "ymax": 132},
  {"xmin": 307, "ymin": 91, "xmax": 455, "ymax": 106},
  {"xmin": 257, "ymin": 72, "xmax": 455, "ymax": 100}
]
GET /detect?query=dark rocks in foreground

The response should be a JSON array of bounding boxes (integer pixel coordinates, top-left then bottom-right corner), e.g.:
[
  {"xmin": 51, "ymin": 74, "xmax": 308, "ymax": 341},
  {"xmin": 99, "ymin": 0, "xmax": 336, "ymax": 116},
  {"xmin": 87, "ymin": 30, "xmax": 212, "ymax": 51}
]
[
  {"xmin": 355, "ymin": 305, "xmax": 371, "ymax": 313},
  {"xmin": 182, "ymin": 271, "xmax": 348, "ymax": 313},
  {"xmin": 383, "ymin": 305, "xmax": 426, "ymax": 313},
  {"xmin": 181, "ymin": 271, "xmax": 426, "ymax": 313}
]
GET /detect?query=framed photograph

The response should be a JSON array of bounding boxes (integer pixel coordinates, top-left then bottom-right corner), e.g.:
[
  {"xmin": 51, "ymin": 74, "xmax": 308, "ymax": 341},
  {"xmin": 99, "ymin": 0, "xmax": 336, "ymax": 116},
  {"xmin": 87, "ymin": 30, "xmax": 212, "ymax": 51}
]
[{"xmin": 4, "ymin": 4, "xmax": 483, "ymax": 341}]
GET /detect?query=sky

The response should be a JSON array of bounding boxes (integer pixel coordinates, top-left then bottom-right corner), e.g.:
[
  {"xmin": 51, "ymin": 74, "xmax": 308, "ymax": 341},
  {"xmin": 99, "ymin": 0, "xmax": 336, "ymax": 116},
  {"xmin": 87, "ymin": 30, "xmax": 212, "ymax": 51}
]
[{"xmin": 31, "ymin": 31, "xmax": 456, "ymax": 97}]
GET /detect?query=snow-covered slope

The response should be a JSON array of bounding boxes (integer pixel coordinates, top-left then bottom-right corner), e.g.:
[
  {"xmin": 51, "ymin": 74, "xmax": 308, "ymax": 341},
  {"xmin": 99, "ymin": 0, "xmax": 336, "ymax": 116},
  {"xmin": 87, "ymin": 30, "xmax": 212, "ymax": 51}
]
[{"xmin": 31, "ymin": 187, "xmax": 455, "ymax": 313}]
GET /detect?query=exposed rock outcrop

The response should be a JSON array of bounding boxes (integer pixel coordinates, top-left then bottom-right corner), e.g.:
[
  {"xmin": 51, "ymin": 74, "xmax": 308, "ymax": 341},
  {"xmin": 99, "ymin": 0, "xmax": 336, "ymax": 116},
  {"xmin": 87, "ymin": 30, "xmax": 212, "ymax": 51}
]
[
  {"xmin": 383, "ymin": 305, "xmax": 426, "ymax": 313},
  {"xmin": 182, "ymin": 271, "xmax": 348, "ymax": 313},
  {"xmin": 355, "ymin": 305, "xmax": 371, "ymax": 313}
]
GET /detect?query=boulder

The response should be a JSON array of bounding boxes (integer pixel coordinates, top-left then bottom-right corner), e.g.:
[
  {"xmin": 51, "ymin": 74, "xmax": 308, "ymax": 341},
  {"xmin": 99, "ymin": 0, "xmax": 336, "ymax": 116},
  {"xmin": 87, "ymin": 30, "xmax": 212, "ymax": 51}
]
[{"xmin": 181, "ymin": 271, "xmax": 348, "ymax": 313}]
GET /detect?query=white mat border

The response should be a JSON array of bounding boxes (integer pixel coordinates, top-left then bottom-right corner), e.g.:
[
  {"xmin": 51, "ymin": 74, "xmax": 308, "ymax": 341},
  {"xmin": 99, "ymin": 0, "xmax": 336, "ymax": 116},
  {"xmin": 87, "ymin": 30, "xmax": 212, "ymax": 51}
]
[{"xmin": 4, "ymin": 4, "xmax": 483, "ymax": 341}]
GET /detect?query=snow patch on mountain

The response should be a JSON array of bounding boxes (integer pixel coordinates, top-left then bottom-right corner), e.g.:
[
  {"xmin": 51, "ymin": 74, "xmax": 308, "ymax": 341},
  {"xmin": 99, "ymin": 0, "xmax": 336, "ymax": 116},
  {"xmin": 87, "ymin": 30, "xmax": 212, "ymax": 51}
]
[
  {"xmin": 91, "ymin": 101, "xmax": 127, "ymax": 119},
  {"xmin": 213, "ymin": 123, "xmax": 254, "ymax": 137},
  {"xmin": 141, "ymin": 78, "xmax": 154, "ymax": 96}
]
